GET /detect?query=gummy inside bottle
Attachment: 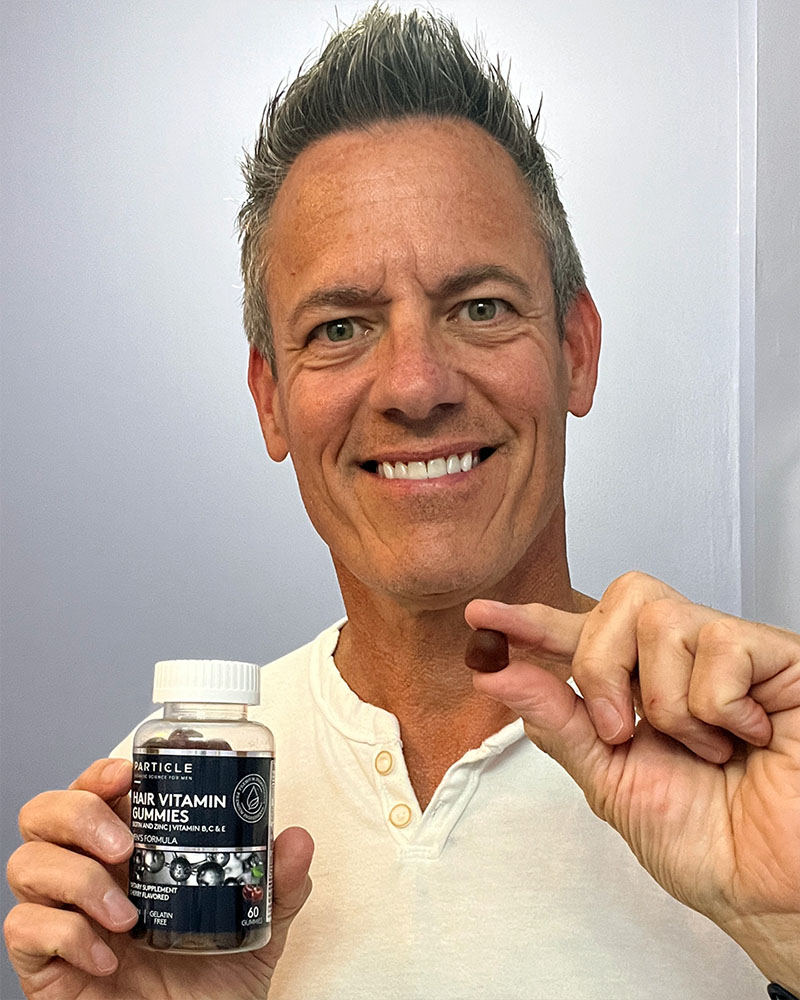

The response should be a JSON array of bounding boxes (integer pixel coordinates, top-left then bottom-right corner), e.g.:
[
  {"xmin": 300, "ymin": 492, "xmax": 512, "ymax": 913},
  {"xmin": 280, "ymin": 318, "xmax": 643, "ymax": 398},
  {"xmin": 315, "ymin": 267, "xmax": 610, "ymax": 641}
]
[{"xmin": 129, "ymin": 726, "xmax": 270, "ymax": 953}]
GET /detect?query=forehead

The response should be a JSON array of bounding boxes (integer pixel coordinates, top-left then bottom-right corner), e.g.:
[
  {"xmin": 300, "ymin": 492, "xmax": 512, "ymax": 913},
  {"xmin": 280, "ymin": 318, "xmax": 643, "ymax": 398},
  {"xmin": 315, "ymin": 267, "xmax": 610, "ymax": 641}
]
[{"xmin": 264, "ymin": 117, "xmax": 547, "ymax": 308}]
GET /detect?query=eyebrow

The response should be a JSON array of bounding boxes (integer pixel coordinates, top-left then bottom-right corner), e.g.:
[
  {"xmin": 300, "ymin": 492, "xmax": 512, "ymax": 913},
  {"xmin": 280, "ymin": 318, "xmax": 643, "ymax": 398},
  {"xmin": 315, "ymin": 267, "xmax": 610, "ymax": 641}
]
[
  {"xmin": 432, "ymin": 264, "xmax": 534, "ymax": 302},
  {"xmin": 287, "ymin": 264, "xmax": 535, "ymax": 329},
  {"xmin": 287, "ymin": 286, "xmax": 388, "ymax": 329}
]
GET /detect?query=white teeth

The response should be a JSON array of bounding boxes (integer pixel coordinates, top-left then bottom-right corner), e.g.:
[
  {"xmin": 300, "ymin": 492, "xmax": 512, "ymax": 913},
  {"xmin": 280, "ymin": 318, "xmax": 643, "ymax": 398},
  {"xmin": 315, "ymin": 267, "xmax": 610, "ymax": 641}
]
[{"xmin": 375, "ymin": 451, "xmax": 485, "ymax": 479}]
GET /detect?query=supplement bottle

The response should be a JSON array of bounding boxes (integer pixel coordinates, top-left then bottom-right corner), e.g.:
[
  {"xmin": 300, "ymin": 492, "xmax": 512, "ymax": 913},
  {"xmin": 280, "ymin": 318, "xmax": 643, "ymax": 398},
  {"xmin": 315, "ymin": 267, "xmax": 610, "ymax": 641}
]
[{"xmin": 128, "ymin": 660, "xmax": 274, "ymax": 953}]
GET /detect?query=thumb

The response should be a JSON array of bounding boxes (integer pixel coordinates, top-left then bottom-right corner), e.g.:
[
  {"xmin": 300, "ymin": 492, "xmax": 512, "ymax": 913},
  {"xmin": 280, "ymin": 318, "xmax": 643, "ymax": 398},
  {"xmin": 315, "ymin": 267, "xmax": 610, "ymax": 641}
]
[
  {"xmin": 259, "ymin": 826, "xmax": 314, "ymax": 971},
  {"xmin": 473, "ymin": 660, "xmax": 612, "ymax": 797}
]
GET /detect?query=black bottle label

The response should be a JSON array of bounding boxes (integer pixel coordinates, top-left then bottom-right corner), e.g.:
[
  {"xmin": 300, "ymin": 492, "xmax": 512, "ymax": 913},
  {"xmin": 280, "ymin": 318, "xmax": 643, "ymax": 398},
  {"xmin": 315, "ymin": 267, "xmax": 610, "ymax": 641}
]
[{"xmin": 129, "ymin": 750, "xmax": 274, "ymax": 937}]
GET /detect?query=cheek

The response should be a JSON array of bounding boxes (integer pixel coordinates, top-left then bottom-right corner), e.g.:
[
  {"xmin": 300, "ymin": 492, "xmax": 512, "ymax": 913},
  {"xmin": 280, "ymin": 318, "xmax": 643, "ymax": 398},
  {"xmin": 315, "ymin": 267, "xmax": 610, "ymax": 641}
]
[
  {"xmin": 281, "ymin": 373, "xmax": 361, "ymax": 464},
  {"xmin": 478, "ymin": 348, "xmax": 564, "ymax": 422}
]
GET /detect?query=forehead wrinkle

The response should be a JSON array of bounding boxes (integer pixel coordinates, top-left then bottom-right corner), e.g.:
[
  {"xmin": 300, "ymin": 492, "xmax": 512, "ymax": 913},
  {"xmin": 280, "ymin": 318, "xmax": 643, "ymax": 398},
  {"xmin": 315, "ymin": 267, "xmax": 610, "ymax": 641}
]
[{"xmin": 265, "ymin": 119, "xmax": 552, "ymax": 328}]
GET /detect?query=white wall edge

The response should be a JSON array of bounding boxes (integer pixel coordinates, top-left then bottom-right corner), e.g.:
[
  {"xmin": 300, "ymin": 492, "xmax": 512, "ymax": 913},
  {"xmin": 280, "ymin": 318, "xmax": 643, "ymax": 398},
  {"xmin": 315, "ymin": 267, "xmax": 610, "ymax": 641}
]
[{"xmin": 737, "ymin": 0, "xmax": 757, "ymax": 619}]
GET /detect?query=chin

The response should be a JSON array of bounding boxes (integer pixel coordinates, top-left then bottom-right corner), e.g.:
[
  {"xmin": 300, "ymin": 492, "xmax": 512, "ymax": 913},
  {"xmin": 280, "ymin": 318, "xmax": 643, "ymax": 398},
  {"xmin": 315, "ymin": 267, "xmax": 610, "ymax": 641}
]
[{"xmin": 369, "ymin": 562, "xmax": 508, "ymax": 610}]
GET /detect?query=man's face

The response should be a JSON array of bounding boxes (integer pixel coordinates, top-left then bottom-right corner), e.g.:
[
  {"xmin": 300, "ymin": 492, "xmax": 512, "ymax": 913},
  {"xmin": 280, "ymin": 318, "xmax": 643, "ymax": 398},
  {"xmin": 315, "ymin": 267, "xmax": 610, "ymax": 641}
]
[{"xmin": 250, "ymin": 118, "xmax": 598, "ymax": 607}]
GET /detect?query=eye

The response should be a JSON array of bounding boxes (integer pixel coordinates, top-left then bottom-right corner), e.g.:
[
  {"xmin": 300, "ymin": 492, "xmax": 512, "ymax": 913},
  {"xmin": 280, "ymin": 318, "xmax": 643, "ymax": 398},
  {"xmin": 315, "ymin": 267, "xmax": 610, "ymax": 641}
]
[
  {"xmin": 467, "ymin": 299, "xmax": 497, "ymax": 321},
  {"xmin": 460, "ymin": 298, "xmax": 511, "ymax": 322},
  {"xmin": 307, "ymin": 316, "xmax": 372, "ymax": 346},
  {"xmin": 320, "ymin": 318, "xmax": 356, "ymax": 342}
]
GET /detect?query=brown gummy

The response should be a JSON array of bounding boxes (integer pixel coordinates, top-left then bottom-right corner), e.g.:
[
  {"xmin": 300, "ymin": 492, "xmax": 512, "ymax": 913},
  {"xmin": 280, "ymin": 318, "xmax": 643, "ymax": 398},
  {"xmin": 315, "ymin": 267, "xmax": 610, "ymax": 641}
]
[
  {"xmin": 144, "ymin": 728, "xmax": 233, "ymax": 751},
  {"xmin": 465, "ymin": 628, "xmax": 509, "ymax": 673}
]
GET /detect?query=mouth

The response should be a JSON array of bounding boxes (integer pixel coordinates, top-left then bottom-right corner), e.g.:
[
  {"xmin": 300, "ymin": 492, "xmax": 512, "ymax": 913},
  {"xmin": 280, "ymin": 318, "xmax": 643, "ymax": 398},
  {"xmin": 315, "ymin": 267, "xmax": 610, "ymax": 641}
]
[{"xmin": 361, "ymin": 447, "xmax": 496, "ymax": 480}]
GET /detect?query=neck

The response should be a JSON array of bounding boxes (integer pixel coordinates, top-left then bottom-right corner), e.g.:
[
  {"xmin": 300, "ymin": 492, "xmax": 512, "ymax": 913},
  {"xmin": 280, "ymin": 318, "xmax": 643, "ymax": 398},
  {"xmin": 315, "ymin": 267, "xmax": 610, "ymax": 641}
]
[{"xmin": 331, "ymin": 503, "xmax": 587, "ymax": 809}]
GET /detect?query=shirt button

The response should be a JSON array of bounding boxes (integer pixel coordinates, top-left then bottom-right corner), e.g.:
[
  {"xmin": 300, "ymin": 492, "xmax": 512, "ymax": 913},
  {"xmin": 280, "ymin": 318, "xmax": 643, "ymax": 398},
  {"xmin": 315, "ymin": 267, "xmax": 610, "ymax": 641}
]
[
  {"xmin": 374, "ymin": 750, "xmax": 394, "ymax": 775},
  {"xmin": 389, "ymin": 803, "xmax": 412, "ymax": 828}
]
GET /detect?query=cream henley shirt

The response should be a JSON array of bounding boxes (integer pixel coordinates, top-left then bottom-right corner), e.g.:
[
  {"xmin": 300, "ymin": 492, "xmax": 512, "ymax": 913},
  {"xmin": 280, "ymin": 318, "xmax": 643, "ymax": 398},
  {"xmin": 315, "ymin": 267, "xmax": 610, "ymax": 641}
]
[{"xmin": 115, "ymin": 621, "xmax": 765, "ymax": 999}]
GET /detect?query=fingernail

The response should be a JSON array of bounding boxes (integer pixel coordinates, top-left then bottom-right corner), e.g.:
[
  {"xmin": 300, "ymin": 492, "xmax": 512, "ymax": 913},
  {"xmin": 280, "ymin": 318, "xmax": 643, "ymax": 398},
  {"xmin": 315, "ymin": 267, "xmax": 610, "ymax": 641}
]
[
  {"xmin": 591, "ymin": 698, "xmax": 626, "ymax": 741},
  {"xmin": 96, "ymin": 823, "xmax": 133, "ymax": 857},
  {"xmin": 103, "ymin": 888, "xmax": 139, "ymax": 926},
  {"xmin": 90, "ymin": 939, "xmax": 117, "ymax": 973}
]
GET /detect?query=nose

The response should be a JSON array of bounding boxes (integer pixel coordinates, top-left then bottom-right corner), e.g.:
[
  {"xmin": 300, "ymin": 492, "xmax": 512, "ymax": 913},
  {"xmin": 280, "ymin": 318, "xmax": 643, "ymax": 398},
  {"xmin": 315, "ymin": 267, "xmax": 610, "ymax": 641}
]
[{"xmin": 367, "ymin": 315, "xmax": 465, "ymax": 423}]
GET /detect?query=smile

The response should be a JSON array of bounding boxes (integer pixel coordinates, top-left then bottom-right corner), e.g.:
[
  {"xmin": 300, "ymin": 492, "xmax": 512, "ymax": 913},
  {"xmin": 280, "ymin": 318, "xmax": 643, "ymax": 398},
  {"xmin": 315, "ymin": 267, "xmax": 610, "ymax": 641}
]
[{"xmin": 363, "ymin": 448, "xmax": 495, "ymax": 480}]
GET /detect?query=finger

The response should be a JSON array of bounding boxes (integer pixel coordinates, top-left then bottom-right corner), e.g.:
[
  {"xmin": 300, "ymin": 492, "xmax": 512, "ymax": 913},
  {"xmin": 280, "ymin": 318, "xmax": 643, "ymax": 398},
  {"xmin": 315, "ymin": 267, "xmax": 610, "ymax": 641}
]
[
  {"xmin": 472, "ymin": 659, "xmax": 613, "ymax": 806},
  {"xmin": 465, "ymin": 600, "xmax": 586, "ymax": 661},
  {"xmin": 259, "ymin": 827, "xmax": 314, "ymax": 967},
  {"xmin": 571, "ymin": 574, "xmax": 687, "ymax": 743},
  {"xmin": 272, "ymin": 826, "xmax": 314, "ymax": 925},
  {"xmin": 751, "ymin": 660, "xmax": 800, "ymax": 716},
  {"xmin": 690, "ymin": 618, "xmax": 800, "ymax": 747},
  {"xmin": 71, "ymin": 756, "xmax": 132, "ymax": 828},
  {"xmin": 4, "ymin": 902, "xmax": 119, "ymax": 979},
  {"xmin": 6, "ymin": 841, "xmax": 138, "ymax": 931},
  {"xmin": 19, "ymin": 787, "xmax": 133, "ymax": 865},
  {"xmin": 635, "ymin": 601, "xmax": 735, "ymax": 762},
  {"xmin": 69, "ymin": 757, "xmax": 132, "ymax": 806}
]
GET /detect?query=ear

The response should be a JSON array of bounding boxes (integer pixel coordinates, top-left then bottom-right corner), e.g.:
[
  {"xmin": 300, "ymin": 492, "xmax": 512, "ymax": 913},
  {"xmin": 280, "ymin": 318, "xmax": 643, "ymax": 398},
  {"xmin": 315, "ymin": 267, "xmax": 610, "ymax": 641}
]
[
  {"xmin": 561, "ymin": 289, "xmax": 601, "ymax": 418},
  {"xmin": 248, "ymin": 348, "xmax": 290, "ymax": 462}
]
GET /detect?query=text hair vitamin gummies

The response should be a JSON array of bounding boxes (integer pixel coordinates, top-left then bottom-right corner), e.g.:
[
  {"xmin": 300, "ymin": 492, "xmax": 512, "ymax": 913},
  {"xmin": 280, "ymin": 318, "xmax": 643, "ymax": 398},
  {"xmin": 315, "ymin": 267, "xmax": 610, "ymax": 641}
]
[{"xmin": 128, "ymin": 660, "xmax": 274, "ymax": 953}]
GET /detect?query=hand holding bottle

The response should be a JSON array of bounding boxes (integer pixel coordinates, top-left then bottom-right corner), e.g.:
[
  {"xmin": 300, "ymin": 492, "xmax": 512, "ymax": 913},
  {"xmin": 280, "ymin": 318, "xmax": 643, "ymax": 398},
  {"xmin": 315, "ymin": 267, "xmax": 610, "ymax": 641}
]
[{"xmin": 4, "ymin": 757, "xmax": 313, "ymax": 999}]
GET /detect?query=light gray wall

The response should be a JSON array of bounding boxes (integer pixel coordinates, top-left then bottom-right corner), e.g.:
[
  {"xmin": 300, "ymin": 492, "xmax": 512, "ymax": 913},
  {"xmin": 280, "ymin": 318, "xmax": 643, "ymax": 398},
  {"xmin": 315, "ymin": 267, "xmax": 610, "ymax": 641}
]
[
  {"xmin": 750, "ymin": 0, "xmax": 800, "ymax": 627},
  {"xmin": 2, "ymin": 2, "xmax": 790, "ymax": 994}
]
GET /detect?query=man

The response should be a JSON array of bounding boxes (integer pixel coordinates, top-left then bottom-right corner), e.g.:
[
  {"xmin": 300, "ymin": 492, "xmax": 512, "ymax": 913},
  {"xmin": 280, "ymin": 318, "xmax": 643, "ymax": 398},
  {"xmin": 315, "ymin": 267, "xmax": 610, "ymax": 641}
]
[{"xmin": 5, "ymin": 8, "xmax": 799, "ymax": 999}]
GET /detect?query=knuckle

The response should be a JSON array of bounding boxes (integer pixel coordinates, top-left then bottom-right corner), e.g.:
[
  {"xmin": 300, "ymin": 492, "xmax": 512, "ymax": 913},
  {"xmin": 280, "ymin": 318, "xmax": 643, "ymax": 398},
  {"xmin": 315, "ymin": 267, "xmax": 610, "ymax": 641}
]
[
  {"xmin": 603, "ymin": 571, "xmax": 683, "ymax": 610},
  {"xmin": 696, "ymin": 617, "xmax": 738, "ymax": 653},
  {"xmin": 2, "ymin": 903, "xmax": 36, "ymax": 951},
  {"xmin": 642, "ymin": 694, "xmax": 685, "ymax": 732},
  {"xmin": 603, "ymin": 570, "xmax": 646, "ymax": 600},
  {"xmin": 618, "ymin": 569, "xmax": 653, "ymax": 588},
  {"xmin": 3, "ymin": 905, "xmax": 22, "ymax": 947},
  {"xmin": 77, "ymin": 858, "xmax": 114, "ymax": 904},
  {"xmin": 5, "ymin": 844, "xmax": 31, "ymax": 894},
  {"xmin": 608, "ymin": 569, "xmax": 654, "ymax": 590},
  {"xmin": 68, "ymin": 790, "xmax": 105, "ymax": 837},
  {"xmin": 85, "ymin": 757, "xmax": 118, "ymax": 786},
  {"xmin": 572, "ymin": 650, "xmax": 614, "ymax": 684},
  {"xmin": 604, "ymin": 570, "xmax": 656, "ymax": 599},
  {"xmin": 636, "ymin": 598, "xmax": 688, "ymax": 640},
  {"xmin": 686, "ymin": 685, "xmax": 718, "ymax": 720},
  {"xmin": 17, "ymin": 792, "xmax": 47, "ymax": 835},
  {"xmin": 19, "ymin": 788, "xmax": 79, "ymax": 836},
  {"xmin": 21, "ymin": 787, "xmax": 109, "ymax": 852},
  {"xmin": 80, "ymin": 818, "xmax": 111, "ymax": 858}
]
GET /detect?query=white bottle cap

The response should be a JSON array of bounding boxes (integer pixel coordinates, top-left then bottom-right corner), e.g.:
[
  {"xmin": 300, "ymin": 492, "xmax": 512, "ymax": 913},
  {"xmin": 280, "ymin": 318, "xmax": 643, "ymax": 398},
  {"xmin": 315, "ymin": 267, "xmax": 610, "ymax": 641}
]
[{"xmin": 153, "ymin": 660, "xmax": 261, "ymax": 705}]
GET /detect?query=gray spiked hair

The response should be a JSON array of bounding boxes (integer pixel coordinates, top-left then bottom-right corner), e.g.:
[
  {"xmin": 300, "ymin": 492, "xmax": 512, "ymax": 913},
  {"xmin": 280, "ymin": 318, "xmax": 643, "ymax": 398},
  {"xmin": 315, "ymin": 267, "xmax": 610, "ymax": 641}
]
[{"xmin": 238, "ymin": 5, "xmax": 586, "ymax": 370}]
